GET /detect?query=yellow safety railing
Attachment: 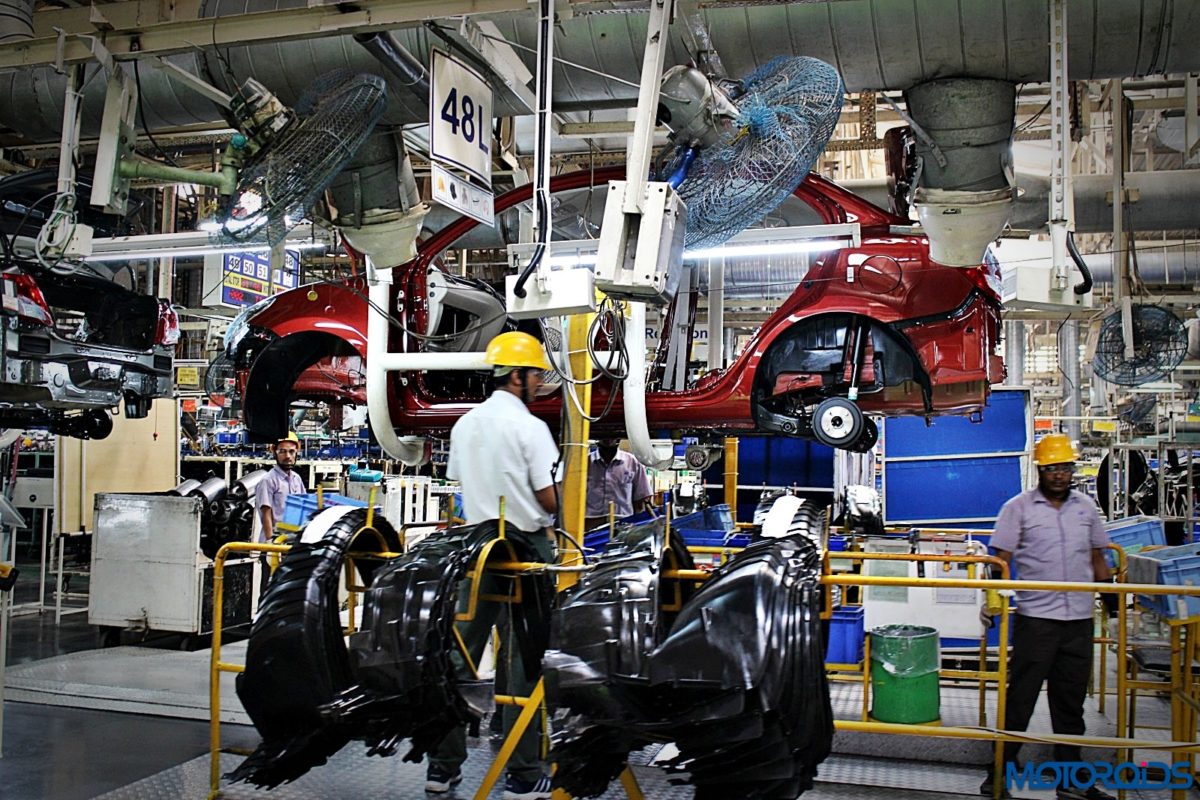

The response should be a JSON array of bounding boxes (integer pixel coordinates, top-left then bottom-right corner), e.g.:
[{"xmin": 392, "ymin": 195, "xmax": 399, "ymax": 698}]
[
  {"xmin": 824, "ymin": 572, "xmax": 1200, "ymax": 800},
  {"xmin": 209, "ymin": 540, "xmax": 291, "ymax": 800}
]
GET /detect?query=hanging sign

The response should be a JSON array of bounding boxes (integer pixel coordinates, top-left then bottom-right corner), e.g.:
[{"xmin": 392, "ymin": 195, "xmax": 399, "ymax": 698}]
[{"xmin": 430, "ymin": 49, "xmax": 494, "ymax": 185}]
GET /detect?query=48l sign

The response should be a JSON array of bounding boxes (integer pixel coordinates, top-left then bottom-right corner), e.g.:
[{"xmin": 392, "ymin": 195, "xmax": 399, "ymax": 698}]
[{"xmin": 430, "ymin": 49, "xmax": 493, "ymax": 185}]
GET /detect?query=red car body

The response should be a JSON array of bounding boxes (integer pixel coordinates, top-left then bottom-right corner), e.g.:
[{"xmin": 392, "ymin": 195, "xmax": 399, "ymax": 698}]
[{"xmin": 230, "ymin": 166, "xmax": 1003, "ymax": 447}]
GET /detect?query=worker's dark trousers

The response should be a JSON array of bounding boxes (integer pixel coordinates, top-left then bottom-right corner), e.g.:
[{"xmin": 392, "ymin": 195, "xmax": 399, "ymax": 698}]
[
  {"xmin": 1002, "ymin": 615, "xmax": 1094, "ymax": 767},
  {"xmin": 430, "ymin": 530, "xmax": 555, "ymax": 783}
]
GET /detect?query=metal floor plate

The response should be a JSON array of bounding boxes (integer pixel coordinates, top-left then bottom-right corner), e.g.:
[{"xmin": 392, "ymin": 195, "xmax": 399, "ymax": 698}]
[
  {"xmin": 89, "ymin": 745, "xmax": 1184, "ymax": 800},
  {"xmin": 4, "ymin": 643, "xmax": 250, "ymax": 723},
  {"xmin": 91, "ymin": 746, "xmax": 995, "ymax": 800}
]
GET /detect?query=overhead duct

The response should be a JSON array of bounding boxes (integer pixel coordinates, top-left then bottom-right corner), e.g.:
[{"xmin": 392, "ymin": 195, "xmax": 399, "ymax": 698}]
[
  {"xmin": 845, "ymin": 169, "xmax": 1200, "ymax": 236},
  {"xmin": 903, "ymin": 78, "xmax": 1016, "ymax": 267},
  {"xmin": 7, "ymin": 0, "xmax": 1200, "ymax": 143},
  {"xmin": 0, "ymin": 0, "xmax": 32, "ymax": 44}
]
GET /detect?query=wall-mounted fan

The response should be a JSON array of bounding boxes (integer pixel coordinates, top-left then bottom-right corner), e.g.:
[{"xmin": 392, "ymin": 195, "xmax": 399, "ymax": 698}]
[
  {"xmin": 93, "ymin": 69, "xmax": 387, "ymax": 248},
  {"xmin": 658, "ymin": 56, "xmax": 845, "ymax": 249},
  {"xmin": 1092, "ymin": 304, "xmax": 1187, "ymax": 386}
]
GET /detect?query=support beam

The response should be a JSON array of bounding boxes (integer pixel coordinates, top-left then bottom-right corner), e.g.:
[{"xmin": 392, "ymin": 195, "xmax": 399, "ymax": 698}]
[
  {"xmin": 558, "ymin": 313, "xmax": 593, "ymax": 593},
  {"xmin": 0, "ymin": 0, "xmax": 528, "ymax": 69},
  {"xmin": 723, "ymin": 437, "xmax": 738, "ymax": 517}
]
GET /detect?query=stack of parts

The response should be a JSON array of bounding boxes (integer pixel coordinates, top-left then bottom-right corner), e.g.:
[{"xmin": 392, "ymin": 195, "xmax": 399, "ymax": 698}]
[
  {"xmin": 169, "ymin": 471, "xmax": 267, "ymax": 559},
  {"xmin": 546, "ymin": 523, "xmax": 832, "ymax": 800},
  {"xmin": 228, "ymin": 508, "xmax": 401, "ymax": 788},
  {"xmin": 322, "ymin": 522, "xmax": 553, "ymax": 763}
]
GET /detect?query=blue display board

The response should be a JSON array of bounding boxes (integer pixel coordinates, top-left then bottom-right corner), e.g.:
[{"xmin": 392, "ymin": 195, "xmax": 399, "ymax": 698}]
[
  {"xmin": 220, "ymin": 250, "xmax": 300, "ymax": 307},
  {"xmin": 884, "ymin": 389, "xmax": 1029, "ymax": 457},
  {"xmin": 884, "ymin": 456, "xmax": 1023, "ymax": 522}
]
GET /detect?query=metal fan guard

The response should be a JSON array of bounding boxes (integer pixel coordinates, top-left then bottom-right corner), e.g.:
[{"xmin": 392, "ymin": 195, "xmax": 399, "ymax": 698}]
[
  {"xmin": 676, "ymin": 56, "xmax": 845, "ymax": 250},
  {"xmin": 1092, "ymin": 304, "xmax": 1188, "ymax": 386},
  {"xmin": 219, "ymin": 72, "xmax": 388, "ymax": 246}
]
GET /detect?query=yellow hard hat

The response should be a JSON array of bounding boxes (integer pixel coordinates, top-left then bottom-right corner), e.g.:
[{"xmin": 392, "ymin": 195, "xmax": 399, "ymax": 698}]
[
  {"xmin": 275, "ymin": 431, "xmax": 300, "ymax": 446},
  {"xmin": 484, "ymin": 331, "xmax": 550, "ymax": 371},
  {"xmin": 1034, "ymin": 433, "xmax": 1076, "ymax": 466}
]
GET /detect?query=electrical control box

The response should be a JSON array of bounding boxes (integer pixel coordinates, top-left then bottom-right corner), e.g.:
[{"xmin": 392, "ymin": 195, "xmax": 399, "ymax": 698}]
[{"xmin": 594, "ymin": 180, "xmax": 687, "ymax": 305}]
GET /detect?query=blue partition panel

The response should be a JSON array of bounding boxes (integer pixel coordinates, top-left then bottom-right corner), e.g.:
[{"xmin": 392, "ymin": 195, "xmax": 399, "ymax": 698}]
[
  {"xmin": 884, "ymin": 389, "xmax": 1028, "ymax": 457},
  {"xmin": 884, "ymin": 456, "xmax": 1023, "ymax": 523}
]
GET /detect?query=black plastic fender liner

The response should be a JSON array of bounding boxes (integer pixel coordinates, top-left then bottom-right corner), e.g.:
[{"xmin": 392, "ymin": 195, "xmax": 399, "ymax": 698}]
[
  {"xmin": 547, "ymin": 531, "xmax": 832, "ymax": 800},
  {"xmin": 227, "ymin": 508, "xmax": 401, "ymax": 788},
  {"xmin": 323, "ymin": 521, "xmax": 556, "ymax": 763}
]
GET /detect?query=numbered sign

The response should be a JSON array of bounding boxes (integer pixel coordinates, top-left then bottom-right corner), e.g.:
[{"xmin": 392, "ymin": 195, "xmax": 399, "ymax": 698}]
[{"xmin": 430, "ymin": 49, "xmax": 493, "ymax": 185}]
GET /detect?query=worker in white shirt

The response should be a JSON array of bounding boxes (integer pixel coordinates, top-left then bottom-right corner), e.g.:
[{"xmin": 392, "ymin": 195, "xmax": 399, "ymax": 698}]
[{"xmin": 427, "ymin": 331, "xmax": 560, "ymax": 800}]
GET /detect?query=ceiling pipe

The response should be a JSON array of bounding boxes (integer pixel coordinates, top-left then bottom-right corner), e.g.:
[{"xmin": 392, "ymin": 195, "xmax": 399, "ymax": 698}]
[
  {"xmin": 8, "ymin": 0, "xmax": 1200, "ymax": 143},
  {"xmin": 353, "ymin": 31, "xmax": 431, "ymax": 98},
  {"xmin": 0, "ymin": 0, "xmax": 32, "ymax": 45}
]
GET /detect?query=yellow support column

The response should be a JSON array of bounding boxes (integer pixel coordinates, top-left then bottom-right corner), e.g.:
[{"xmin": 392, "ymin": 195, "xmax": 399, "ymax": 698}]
[
  {"xmin": 723, "ymin": 437, "xmax": 739, "ymax": 517},
  {"xmin": 558, "ymin": 313, "xmax": 594, "ymax": 592}
]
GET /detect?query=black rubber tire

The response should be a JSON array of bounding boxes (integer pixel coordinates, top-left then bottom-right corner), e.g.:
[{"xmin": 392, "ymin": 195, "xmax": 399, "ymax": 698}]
[
  {"xmin": 230, "ymin": 508, "xmax": 400, "ymax": 788},
  {"xmin": 811, "ymin": 397, "xmax": 864, "ymax": 449},
  {"xmin": 848, "ymin": 417, "xmax": 879, "ymax": 453}
]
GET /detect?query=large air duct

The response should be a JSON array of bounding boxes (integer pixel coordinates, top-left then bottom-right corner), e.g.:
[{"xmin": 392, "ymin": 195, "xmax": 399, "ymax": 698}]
[
  {"xmin": 6, "ymin": 0, "xmax": 1200, "ymax": 143},
  {"xmin": 0, "ymin": 0, "xmax": 32, "ymax": 45},
  {"xmin": 903, "ymin": 78, "xmax": 1016, "ymax": 267}
]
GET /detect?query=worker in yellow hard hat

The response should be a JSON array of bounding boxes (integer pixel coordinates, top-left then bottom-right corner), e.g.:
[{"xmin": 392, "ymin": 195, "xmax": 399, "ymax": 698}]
[
  {"xmin": 979, "ymin": 433, "xmax": 1115, "ymax": 800},
  {"xmin": 256, "ymin": 431, "xmax": 305, "ymax": 544},
  {"xmin": 427, "ymin": 331, "xmax": 559, "ymax": 800}
]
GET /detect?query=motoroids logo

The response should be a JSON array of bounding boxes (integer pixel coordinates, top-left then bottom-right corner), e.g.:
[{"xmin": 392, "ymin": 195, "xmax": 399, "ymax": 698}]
[{"xmin": 1006, "ymin": 761, "xmax": 1193, "ymax": 791}]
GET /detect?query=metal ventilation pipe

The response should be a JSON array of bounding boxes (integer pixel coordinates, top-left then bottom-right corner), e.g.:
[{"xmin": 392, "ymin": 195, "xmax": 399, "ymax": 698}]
[
  {"xmin": 0, "ymin": 0, "xmax": 32, "ymax": 44},
  {"xmin": 353, "ymin": 32, "xmax": 430, "ymax": 98},
  {"xmin": 903, "ymin": 78, "xmax": 1016, "ymax": 267}
]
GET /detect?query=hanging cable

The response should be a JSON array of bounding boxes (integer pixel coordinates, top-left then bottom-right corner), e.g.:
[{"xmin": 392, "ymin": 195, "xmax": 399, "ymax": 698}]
[{"xmin": 512, "ymin": 0, "xmax": 554, "ymax": 299}]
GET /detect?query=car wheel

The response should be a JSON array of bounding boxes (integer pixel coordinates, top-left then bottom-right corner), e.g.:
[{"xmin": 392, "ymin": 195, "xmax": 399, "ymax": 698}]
[
  {"xmin": 849, "ymin": 418, "xmax": 878, "ymax": 453},
  {"xmin": 811, "ymin": 397, "xmax": 864, "ymax": 448}
]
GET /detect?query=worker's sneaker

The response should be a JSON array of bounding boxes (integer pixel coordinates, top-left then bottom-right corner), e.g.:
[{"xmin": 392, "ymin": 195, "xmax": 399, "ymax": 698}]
[
  {"xmin": 978, "ymin": 774, "xmax": 1013, "ymax": 799},
  {"xmin": 424, "ymin": 765, "xmax": 462, "ymax": 793},
  {"xmin": 501, "ymin": 773, "xmax": 552, "ymax": 800},
  {"xmin": 1056, "ymin": 785, "xmax": 1117, "ymax": 800}
]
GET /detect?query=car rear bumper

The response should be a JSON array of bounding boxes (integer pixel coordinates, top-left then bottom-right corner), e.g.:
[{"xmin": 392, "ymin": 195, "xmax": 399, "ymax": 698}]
[{"xmin": 0, "ymin": 326, "xmax": 173, "ymax": 410}]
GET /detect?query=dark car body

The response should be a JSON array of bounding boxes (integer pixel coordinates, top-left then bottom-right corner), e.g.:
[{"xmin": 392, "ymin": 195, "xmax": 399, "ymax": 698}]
[
  {"xmin": 0, "ymin": 170, "xmax": 176, "ymax": 438},
  {"xmin": 230, "ymin": 166, "xmax": 1003, "ymax": 447}
]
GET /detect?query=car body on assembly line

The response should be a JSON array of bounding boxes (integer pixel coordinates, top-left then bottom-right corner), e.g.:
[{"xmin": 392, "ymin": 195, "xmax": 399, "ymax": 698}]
[
  {"xmin": 228, "ymin": 166, "xmax": 1004, "ymax": 452},
  {"xmin": 0, "ymin": 171, "xmax": 178, "ymax": 440}
]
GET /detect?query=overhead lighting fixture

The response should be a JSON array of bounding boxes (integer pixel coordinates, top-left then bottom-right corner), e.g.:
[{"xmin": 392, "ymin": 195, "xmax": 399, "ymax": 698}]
[
  {"xmin": 83, "ymin": 225, "xmax": 330, "ymax": 262},
  {"xmin": 684, "ymin": 240, "xmax": 847, "ymax": 260}
]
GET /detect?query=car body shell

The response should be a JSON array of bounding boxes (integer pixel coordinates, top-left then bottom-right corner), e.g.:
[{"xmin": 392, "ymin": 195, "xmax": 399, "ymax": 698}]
[{"xmin": 233, "ymin": 166, "xmax": 1003, "ymax": 442}]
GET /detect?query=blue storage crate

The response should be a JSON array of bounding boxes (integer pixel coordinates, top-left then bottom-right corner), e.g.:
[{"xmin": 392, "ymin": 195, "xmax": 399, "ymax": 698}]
[
  {"xmin": 826, "ymin": 606, "xmax": 865, "ymax": 664},
  {"xmin": 672, "ymin": 504, "xmax": 734, "ymax": 533},
  {"xmin": 827, "ymin": 536, "xmax": 848, "ymax": 552},
  {"xmin": 1104, "ymin": 516, "xmax": 1167, "ymax": 568},
  {"xmin": 215, "ymin": 430, "xmax": 243, "ymax": 446},
  {"xmin": 1128, "ymin": 542, "xmax": 1200, "ymax": 619},
  {"xmin": 278, "ymin": 492, "xmax": 366, "ymax": 530},
  {"xmin": 583, "ymin": 529, "xmax": 611, "ymax": 556}
]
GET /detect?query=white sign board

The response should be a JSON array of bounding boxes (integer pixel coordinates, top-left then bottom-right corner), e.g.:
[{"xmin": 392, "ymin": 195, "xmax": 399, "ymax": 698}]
[
  {"xmin": 430, "ymin": 49, "xmax": 493, "ymax": 185},
  {"xmin": 432, "ymin": 163, "xmax": 495, "ymax": 227}
]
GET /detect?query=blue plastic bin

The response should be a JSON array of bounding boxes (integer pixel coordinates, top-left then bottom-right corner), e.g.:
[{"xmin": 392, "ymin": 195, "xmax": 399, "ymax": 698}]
[
  {"xmin": 826, "ymin": 606, "xmax": 865, "ymax": 664},
  {"xmin": 1128, "ymin": 542, "xmax": 1200, "ymax": 619},
  {"xmin": 278, "ymin": 492, "xmax": 366, "ymax": 530},
  {"xmin": 1104, "ymin": 516, "xmax": 1167, "ymax": 568}
]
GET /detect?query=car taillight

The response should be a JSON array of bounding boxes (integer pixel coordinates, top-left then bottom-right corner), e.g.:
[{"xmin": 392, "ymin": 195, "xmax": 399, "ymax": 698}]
[
  {"xmin": 155, "ymin": 301, "xmax": 180, "ymax": 346},
  {"xmin": 1, "ymin": 271, "xmax": 54, "ymax": 326}
]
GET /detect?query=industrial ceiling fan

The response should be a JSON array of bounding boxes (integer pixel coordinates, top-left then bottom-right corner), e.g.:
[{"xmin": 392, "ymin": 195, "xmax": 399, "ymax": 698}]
[
  {"xmin": 1092, "ymin": 303, "xmax": 1187, "ymax": 386},
  {"xmin": 657, "ymin": 56, "xmax": 845, "ymax": 250},
  {"xmin": 89, "ymin": 66, "xmax": 388, "ymax": 249}
]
